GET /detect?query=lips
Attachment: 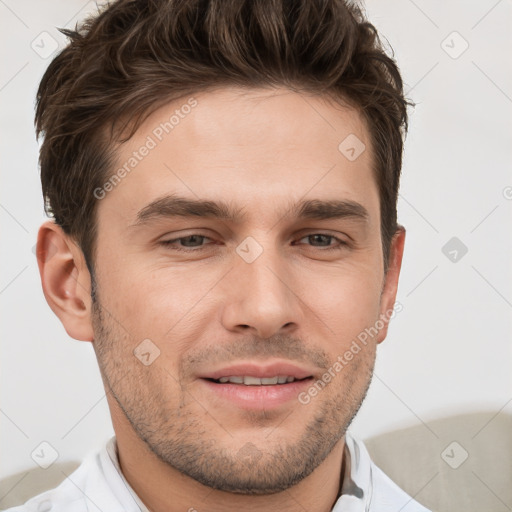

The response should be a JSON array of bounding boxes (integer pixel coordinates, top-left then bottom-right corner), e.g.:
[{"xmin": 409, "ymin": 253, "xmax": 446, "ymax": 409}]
[
  {"xmin": 216, "ymin": 375, "xmax": 298, "ymax": 385},
  {"xmin": 196, "ymin": 361, "xmax": 315, "ymax": 409},
  {"xmin": 199, "ymin": 362, "xmax": 314, "ymax": 383}
]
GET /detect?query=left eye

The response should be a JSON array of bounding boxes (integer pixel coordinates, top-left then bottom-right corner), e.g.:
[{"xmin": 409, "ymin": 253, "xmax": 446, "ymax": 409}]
[{"xmin": 295, "ymin": 234, "xmax": 346, "ymax": 250}]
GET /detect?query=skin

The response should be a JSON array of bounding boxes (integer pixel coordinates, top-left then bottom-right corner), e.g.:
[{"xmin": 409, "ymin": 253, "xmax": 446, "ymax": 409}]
[{"xmin": 37, "ymin": 86, "xmax": 405, "ymax": 512}]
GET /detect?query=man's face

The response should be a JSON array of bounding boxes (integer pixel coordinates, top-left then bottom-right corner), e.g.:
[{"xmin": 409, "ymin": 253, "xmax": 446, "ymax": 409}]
[{"xmin": 90, "ymin": 87, "xmax": 398, "ymax": 493}]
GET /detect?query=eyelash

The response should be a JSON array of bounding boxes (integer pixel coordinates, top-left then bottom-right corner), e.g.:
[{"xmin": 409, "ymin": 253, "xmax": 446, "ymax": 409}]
[{"xmin": 159, "ymin": 234, "xmax": 347, "ymax": 252}]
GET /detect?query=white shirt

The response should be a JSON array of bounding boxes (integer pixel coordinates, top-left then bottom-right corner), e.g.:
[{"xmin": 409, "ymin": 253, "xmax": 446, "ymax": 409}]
[{"xmin": 5, "ymin": 431, "xmax": 431, "ymax": 512}]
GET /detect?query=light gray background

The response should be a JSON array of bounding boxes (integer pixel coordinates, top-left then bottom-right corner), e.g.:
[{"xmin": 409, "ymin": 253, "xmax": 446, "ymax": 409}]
[{"xmin": 1, "ymin": 0, "xmax": 511, "ymax": 509}]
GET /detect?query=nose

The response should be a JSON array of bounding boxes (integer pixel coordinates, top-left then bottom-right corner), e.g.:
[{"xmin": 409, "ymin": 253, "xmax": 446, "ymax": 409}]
[{"xmin": 220, "ymin": 243, "xmax": 301, "ymax": 339}]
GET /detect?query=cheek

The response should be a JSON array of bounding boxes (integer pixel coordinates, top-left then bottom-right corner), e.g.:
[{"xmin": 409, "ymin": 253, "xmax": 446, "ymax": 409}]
[
  {"xmin": 296, "ymin": 262, "xmax": 383, "ymax": 347},
  {"xmin": 99, "ymin": 261, "xmax": 220, "ymax": 352}
]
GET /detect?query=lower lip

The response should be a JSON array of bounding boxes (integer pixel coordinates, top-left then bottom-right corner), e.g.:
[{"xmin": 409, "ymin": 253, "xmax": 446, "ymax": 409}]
[{"xmin": 199, "ymin": 378, "xmax": 313, "ymax": 410}]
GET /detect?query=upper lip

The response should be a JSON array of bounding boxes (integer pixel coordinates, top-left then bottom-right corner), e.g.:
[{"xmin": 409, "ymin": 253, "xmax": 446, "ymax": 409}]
[{"xmin": 198, "ymin": 361, "xmax": 315, "ymax": 381}]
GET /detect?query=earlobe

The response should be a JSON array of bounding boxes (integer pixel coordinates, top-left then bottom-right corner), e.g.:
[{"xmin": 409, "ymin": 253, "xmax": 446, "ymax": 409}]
[
  {"xmin": 376, "ymin": 226, "xmax": 406, "ymax": 344},
  {"xmin": 36, "ymin": 221, "xmax": 94, "ymax": 342}
]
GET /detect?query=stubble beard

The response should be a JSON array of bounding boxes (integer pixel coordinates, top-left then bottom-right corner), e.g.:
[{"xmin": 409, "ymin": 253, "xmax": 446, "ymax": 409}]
[{"xmin": 91, "ymin": 296, "xmax": 376, "ymax": 495}]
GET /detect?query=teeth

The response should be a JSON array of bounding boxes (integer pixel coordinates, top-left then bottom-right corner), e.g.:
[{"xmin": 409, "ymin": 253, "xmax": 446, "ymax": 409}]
[
  {"xmin": 261, "ymin": 377, "xmax": 279, "ymax": 385},
  {"xmin": 244, "ymin": 376, "xmax": 262, "ymax": 385},
  {"xmin": 216, "ymin": 375, "xmax": 297, "ymax": 385}
]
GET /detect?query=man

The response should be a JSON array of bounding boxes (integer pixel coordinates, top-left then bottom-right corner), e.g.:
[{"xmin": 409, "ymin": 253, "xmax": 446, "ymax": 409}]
[{"xmin": 8, "ymin": 0, "xmax": 430, "ymax": 510}]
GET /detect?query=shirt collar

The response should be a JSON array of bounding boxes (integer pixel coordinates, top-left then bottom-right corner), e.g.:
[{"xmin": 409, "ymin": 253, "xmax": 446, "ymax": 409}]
[
  {"xmin": 106, "ymin": 436, "xmax": 152, "ymax": 512},
  {"xmin": 332, "ymin": 430, "xmax": 372, "ymax": 511}
]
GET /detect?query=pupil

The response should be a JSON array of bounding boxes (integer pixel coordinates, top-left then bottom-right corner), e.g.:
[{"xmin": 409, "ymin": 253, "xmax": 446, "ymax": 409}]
[
  {"xmin": 311, "ymin": 235, "xmax": 330, "ymax": 246},
  {"xmin": 182, "ymin": 235, "xmax": 203, "ymax": 247}
]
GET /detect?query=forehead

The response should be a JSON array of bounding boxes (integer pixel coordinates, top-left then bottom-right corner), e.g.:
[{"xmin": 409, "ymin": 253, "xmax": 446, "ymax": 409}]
[{"xmin": 98, "ymin": 86, "xmax": 378, "ymax": 226}]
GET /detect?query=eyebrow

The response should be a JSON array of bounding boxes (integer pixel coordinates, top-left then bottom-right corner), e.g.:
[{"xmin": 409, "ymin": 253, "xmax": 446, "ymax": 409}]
[{"xmin": 132, "ymin": 194, "xmax": 369, "ymax": 226}]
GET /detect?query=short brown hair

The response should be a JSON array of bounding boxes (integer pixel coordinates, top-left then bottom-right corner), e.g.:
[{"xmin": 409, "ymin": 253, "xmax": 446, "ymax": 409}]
[{"xmin": 35, "ymin": 0, "xmax": 412, "ymax": 274}]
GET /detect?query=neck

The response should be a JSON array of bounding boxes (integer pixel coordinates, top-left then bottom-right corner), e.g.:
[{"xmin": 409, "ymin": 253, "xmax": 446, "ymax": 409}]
[{"xmin": 115, "ymin": 425, "xmax": 346, "ymax": 512}]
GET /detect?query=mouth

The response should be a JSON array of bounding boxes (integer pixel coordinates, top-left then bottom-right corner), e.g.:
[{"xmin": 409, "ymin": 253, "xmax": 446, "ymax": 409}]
[
  {"xmin": 197, "ymin": 362, "xmax": 316, "ymax": 410},
  {"xmin": 205, "ymin": 375, "xmax": 311, "ymax": 385}
]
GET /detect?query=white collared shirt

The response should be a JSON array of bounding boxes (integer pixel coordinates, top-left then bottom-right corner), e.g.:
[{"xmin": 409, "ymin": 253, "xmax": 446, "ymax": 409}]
[{"xmin": 5, "ymin": 431, "xmax": 431, "ymax": 512}]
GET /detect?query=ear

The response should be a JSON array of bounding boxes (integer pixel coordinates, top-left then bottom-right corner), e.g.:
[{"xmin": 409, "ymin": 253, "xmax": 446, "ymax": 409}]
[
  {"xmin": 375, "ymin": 226, "xmax": 406, "ymax": 344},
  {"xmin": 36, "ymin": 220, "xmax": 94, "ymax": 342}
]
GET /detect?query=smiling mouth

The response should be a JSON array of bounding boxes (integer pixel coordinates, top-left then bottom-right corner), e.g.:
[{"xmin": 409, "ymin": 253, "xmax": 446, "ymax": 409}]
[{"xmin": 205, "ymin": 376, "xmax": 313, "ymax": 386}]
